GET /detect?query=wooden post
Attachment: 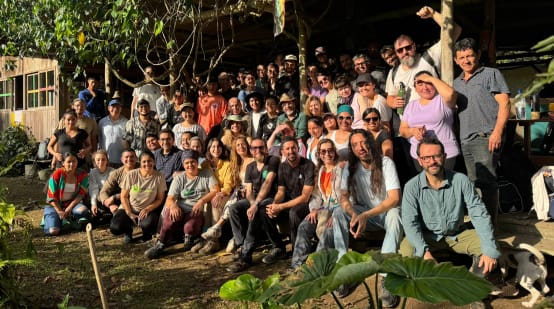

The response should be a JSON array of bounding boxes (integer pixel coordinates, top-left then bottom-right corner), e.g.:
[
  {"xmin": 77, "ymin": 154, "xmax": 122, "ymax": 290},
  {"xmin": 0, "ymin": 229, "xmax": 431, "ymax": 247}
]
[
  {"xmin": 86, "ymin": 223, "xmax": 109, "ymax": 309},
  {"xmin": 440, "ymin": 0, "xmax": 454, "ymax": 85}
]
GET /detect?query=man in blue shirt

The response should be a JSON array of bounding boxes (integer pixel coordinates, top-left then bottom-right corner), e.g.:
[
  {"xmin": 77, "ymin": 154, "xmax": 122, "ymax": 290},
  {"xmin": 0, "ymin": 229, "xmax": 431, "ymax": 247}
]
[
  {"xmin": 400, "ymin": 137, "xmax": 500, "ymax": 278},
  {"xmin": 78, "ymin": 76, "xmax": 106, "ymax": 121}
]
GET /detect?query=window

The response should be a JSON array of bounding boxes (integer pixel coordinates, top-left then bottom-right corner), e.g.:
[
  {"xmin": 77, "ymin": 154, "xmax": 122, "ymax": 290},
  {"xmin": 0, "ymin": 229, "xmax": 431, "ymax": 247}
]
[
  {"xmin": 26, "ymin": 70, "xmax": 55, "ymax": 109},
  {"xmin": 0, "ymin": 79, "xmax": 14, "ymax": 110}
]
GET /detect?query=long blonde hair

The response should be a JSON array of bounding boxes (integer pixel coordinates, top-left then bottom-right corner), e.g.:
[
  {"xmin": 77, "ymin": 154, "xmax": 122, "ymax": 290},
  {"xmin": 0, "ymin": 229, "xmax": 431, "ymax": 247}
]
[{"xmin": 229, "ymin": 135, "xmax": 252, "ymax": 185}]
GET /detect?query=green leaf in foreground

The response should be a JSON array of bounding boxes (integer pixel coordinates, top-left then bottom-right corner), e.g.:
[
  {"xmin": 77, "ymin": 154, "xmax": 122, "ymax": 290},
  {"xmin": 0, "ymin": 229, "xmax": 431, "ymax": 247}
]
[
  {"xmin": 219, "ymin": 274, "xmax": 262, "ymax": 301},
  {"xmin": 382, "ymin": 256, "xmax": 492, "ymax": 306}
]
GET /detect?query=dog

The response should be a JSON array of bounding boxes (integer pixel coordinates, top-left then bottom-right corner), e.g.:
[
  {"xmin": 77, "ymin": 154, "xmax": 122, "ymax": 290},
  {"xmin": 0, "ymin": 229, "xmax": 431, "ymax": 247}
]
[{"xmin": 498, "ymin": 243, "xmax": 550, "ymax": 308}]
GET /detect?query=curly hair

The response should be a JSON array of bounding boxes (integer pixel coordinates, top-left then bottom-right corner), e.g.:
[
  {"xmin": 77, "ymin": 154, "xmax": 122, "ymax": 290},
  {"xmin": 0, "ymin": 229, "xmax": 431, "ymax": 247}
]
[{"xmin": 347, "ymin": 129, "xmax": 384, "ymax": 198}]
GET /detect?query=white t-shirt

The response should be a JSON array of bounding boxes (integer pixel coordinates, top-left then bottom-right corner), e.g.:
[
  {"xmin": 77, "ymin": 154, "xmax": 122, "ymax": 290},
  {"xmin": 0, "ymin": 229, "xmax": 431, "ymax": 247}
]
[{"xmin": 340, "ymin": 156, "xmax": 400, "ymax": 208}]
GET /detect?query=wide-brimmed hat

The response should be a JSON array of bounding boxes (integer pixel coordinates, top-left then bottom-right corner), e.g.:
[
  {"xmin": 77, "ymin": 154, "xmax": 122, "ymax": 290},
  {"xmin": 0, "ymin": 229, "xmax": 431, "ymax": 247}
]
[
  {"xmin": 226, "ymin": 115, "xmax": 248, "ymax": 129},
  {"xmin": 245, "ymin": 91, "xmax": 264, "ymax": 104},
  {"xmin": 284, "ymin": 54, "xmax": 298, "ymax": 62},
  {"xmin": 279, "ymin": 93, "xmax": 296, "ymax": 103}
]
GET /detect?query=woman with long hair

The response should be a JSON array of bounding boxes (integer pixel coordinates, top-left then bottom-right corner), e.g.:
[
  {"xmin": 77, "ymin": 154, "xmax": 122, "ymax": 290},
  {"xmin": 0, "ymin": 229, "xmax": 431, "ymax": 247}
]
[
  {"xmin": 306, "ymin": 117, "xmax": 326, "ymax": 165},
  {"xmin": 42, "ymin": 152, "xmax": 90, "ymax": 235},
  {"xmin": 195, "ymin": 135, "xmax": 255, "ymax": 254},
  {"xmin": 290, "ymin": 138, "xmax": 342, "ymax": 271},
  {"xmin": 362, "ymin": 108, "xmax": 393, "ymax": 159},
  {"xmin": 303, "ymin": 95, "xmax": 324, "ymax": 118},
  {"xmin": 327, "ymin": 105, "xmax": 354, "ymax": 161},
  {"xmin": 110, "ymin": 151, "xmax": 166, "ymax": 243},
  {"xmin": 351, "ymin": 75, "xmax": 392, "ymax": 130},
  {"xmin": 47, "ymin": 109, "xmax": 91, "ymax": 168},
  {"xmin": 89, "ymin": 150, "xmax": 115, "ymax": 222}
]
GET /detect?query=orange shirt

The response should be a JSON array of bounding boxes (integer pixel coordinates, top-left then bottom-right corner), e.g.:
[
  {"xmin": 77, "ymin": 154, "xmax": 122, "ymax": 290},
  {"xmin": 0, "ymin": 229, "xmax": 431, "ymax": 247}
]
[{"xmin": 197, "ymin": 94, "xmax": 227, "ymax": 134}]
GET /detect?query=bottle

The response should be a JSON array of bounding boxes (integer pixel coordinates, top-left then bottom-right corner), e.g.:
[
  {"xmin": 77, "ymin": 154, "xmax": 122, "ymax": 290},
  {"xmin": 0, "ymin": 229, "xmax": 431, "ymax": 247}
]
[
  {"xmin": 515, "ymin": 90, "xmax": 526, "ymax": 120},
  {"xmin": 531, "ymin": 94, "xmax": 541, "ymax": 120},
  {"xmin": 397, "ymin": 82, "xmax": 406, "ymax": 116}
]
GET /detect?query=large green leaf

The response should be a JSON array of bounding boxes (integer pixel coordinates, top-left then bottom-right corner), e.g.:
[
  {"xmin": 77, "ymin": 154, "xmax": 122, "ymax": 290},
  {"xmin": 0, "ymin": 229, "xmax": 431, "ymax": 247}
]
[
  {"xmin": 219, "ymin": 274, "xmax": 262, "ymax": 301},
  {"xmin": 328, "ymin": 250, "xmax": 381, "ymax": 291},
  {"xmin": 381, "ymin": 257, "xmax": 492, "ymax": 306}
]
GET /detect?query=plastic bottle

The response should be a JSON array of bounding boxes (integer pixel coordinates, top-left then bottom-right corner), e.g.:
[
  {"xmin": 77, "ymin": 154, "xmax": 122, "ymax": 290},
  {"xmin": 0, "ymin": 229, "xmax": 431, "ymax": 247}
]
[
  {"xmin": 515, "ymin": 90, "xmax": 526, "ymax": 120},
  {"xmin": 397, "ymin": 82, "xmax": 406, "ymax": 116}
]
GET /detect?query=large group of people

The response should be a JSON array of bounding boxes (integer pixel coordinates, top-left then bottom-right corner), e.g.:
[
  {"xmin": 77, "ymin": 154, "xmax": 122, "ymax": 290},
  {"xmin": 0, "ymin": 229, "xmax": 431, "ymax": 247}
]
[{"xmin": 42, "ymin": 5, "xmax": 513, "ymax": 308}]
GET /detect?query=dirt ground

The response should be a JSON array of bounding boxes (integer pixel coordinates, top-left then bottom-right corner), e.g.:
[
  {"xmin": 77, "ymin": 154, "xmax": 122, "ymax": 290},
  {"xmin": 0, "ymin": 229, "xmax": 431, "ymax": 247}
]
[{"xmin": 2, "ymin": 175, "xmax": 554, "ymax": 309}]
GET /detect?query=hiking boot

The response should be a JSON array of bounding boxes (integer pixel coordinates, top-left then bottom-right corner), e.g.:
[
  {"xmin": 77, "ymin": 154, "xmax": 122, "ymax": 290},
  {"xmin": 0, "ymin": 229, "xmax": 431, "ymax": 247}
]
[
  {"xmin": 183, "ymin": 234, "xmax": 195, "ymax": 252},
  {"xmin": 199, "ymin": 239, "xmax": 220, "ymax": 255},
  {"xmin": 227, "ymin": 259, "xmax": 252, "ymax": 273},
  {"xmin": 144, "ymin": 241, "xmax": 165, "ymax": 259},
  {"xmin": 201, "ymin": 225, "xmax": 221, "ymax": 240},
  {"xmin": 190, "ymin": 239, "xmax": 206, "ymax": 253},
  {"xmin": 123, "ymin": 233, "xmax": 133, "ymax": 244},
  {"xmin": 335, "ymin": 282, "xmax": 359, "ymax": 298},
  {"xmin": 225, "ymin": 237, "xmax": 236, "ymax": 253},
  {"xmin": 380, "ymin": 277, "xmax": 399, "ymax": 308},
  {"xmin": 262, "ymin": 247, "xmax": 287, "ymax": 264}
]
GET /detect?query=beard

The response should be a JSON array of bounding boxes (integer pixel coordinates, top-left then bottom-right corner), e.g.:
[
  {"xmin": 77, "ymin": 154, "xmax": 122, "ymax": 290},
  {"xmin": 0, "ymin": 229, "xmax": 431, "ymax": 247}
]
[{"xmin": 400, "ymin": 55, "xmax": 416, "ymax": 68}]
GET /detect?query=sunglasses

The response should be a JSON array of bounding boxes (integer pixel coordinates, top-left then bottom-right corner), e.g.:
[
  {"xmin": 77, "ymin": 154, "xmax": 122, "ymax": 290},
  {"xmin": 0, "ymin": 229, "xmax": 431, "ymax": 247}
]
[
  {"xmin": 319, "ymin": 149, "xmax": 334, "ymax": 155},
  {"xmin": 338, "ymin": 116, "xmax": 352, "ymax": 121},
  {"xmin": 395, "ymin": 44, "xmax": 413, "ymax": 54},
  {"xmin": 250, "ymin": 146, "xmax": 264, "ymax": 151},
  {"xmin": 364, "ymin": 117, "xmax": 379, "ymax": 123}
]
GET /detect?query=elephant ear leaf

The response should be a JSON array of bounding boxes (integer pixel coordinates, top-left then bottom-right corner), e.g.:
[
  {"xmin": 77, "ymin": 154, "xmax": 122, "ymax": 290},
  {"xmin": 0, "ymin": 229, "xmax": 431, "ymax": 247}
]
[
  {"xmin": 219, "ymin": 274, "xmax": 262, "ymax": 301},
  {"xmin": 381, "ymin": 257, "xmax": 492, "ymax": 306},
  {"xmin": 328, "ymin": 250, "xmax": 381, "ymax": 291}
]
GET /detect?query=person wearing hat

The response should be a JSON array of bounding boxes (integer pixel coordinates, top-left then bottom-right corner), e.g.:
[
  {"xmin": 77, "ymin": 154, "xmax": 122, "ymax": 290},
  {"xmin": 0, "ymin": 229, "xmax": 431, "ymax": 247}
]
[
  {"xmin": 172, "ymin": 101, "xmax": 206, "ymax": 150},
  {"xmin": 197, "ymin": 76, "xmax": 228, "ymax": 136},
  {"xmin": 98, "ymin": 96, "xmax": 129, "ymax": 166},
  {"xmin": 276, "ymin": 54, "xmax": 300, "ymax": 99},
  {"xmin": 351, "ymin": 74, "xmax": 392, "ymax": 130},
  {"xmin": 328, "ymin": 104, "xmax": 354, "ymax": 161},
  {"xmin": 245, "ymin": 91, "xmax": 265, "ymax": 137},
  {"xmin": 276, "ymin": 93, "xmax": 307, "ymax": 142},
  {"xmin": 130, "ymin": 66, "xmax": 161, "ymax": 119},
  {"xmin": 124, "ymin": 99, "xmax": 161, "ymax": 158},
  {"xmin": 78, "ymin": 75, "xmax": 107, "ymax": 121},
  {"xmin": 220, "ymin": 114, "xmax": 251, "ymax": 150},
  {"xmin": 238, "ymin": 71, "xmax": 266, "ymax": 112},
  {"xmin": 145, "ymin": 149, "xmax": 219, "ymax": 259}
]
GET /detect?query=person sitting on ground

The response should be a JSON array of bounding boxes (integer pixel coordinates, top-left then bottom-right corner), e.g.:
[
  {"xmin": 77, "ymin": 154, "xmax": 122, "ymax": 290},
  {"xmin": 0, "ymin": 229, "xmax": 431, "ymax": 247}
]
[
  {"xmin": 322, "ymin": 129, "xmax": 402, "ymax": 305},
  {"xmin": 400, "ymin": 137, "xmax": 500, "ymax": 308},
  {"xmin": 98, "ymin": 149, "xmax": 138, "ymax": 215},
  {"xmin": 89, "ymin": 150, "xmax": 115, "ymax": 223},
  {"xmin": 110, "ymin": 151, "xmax": 166, "ymax": 243},
  {"xmin": 172, "ymin": 102, "xmax": 207, "ymax": 150},
  {"xmin": 42, "ymin": 152, "xmax": 90, "ymax": 236},
  {"xmin": 226, "ymin": 138, "xmax": 281, "ymax": 272},
  {"xmin": 261, "ymin": 137, "xmax": 315, "ymax": 265},
  {"xmin": 363, "ymin": 108, "xmax": 393, "ymax": 159},
  {"xmin": 194, "ymin": 136, "xmax": 255, "ymax": 255},
  {"xmin": 290, "ymin": 138, "xmax": 341, "ymax": 271},
  {"xmin": 145, "ymin": 150, "xmax": 219, "ymax": 259}
]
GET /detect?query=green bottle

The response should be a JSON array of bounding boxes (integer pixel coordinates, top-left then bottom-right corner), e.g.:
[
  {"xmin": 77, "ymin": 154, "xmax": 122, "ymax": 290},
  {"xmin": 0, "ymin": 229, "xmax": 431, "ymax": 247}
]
[{"xmin": 397, "ymin": 82, "xmax": 406, "ymax": 116}]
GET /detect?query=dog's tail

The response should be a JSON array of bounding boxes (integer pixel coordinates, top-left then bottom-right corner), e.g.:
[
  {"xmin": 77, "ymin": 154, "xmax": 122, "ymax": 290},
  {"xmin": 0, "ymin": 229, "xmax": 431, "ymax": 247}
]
[{"xmin": 517, "ymin": 243, "xmax": 546, "ymax": 265}]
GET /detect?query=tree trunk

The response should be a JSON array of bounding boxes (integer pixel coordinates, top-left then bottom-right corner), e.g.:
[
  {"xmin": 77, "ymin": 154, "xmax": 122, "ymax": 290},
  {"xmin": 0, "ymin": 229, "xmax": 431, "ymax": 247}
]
[{"xmin": 440, "ymin": 0, "xmax": 454, "ymax": 85}]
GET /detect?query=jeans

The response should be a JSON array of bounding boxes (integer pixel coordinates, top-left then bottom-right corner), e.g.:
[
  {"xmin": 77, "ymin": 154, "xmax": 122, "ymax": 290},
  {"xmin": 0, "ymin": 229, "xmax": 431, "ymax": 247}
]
[
  {"xmin": 229, "ymin": 198, "xmax": 273, "ymax": 261},
  {"xmin": 332, "ymin": 205, "xmax": 403, "ymax": 259},
  {"xmin": 110, "ymin": 208, "xmax": 160, "ymax": 239},
  {"xmin": 259, "ymin": 201, "xmax": 310, "ymax": 254},
  {"xmin": 291, "ymin": 218, "xmax": 335, "ymax": 269},
  {"xmin": 43, "ymin": 204, "xmax": 90, "ymax": 235},
  {"xmin": 461, "ymin": 136, "xmax": 499, "ymax": 225}
]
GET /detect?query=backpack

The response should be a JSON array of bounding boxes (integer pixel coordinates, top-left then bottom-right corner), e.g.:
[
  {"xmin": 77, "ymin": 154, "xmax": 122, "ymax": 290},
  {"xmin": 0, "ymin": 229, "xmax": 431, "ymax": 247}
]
[
  {"xmin": 390, "ymin": 50, "xmax": 440, "ymax": 84},
  {"xmin": 37, "ymin": 138, "xmax": 51, "ymax": 161}
]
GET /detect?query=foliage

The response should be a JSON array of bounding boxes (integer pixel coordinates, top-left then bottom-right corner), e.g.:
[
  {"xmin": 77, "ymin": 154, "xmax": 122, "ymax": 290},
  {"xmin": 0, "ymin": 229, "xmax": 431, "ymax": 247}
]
[
  {"xmin": 0, "ymin": 169, "xmax": 35, "ymax": 307},
  {"xmin": 0, "ymin": 125, "xmax": 37, "ymax": 176},
  {"xmin": 219, "ymin": 249, "xmax": 492, "ymax": 308},
  {"xmin": 521, "ymin": 35, "xmax": 554, "ymax": 98},
  {"xmin": 57, "ymin": 294, "xmax": 87, "ymax": 309}
]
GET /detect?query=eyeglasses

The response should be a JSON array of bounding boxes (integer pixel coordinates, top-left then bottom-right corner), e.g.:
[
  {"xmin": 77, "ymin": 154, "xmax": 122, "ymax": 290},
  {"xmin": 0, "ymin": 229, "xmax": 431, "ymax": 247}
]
[
  {"xmin": 338, "ymin": 116, "xmax": 352, "ymax": 121},
  {"xmin": 251, "ymin": 146, "xmax": 265, "ymax": 151},
  {"xmin": 364, "ymin": 117, "xmax": 379, "ymax": 123},
  {"xmin": 319, "ymin": 149, "xmax": 334, "ymax": 155},
  {"xmin": 396, "ymin": 44, "xmax": 413, "ymax": 54},
  {"xmin": 419, "ymin": 154, "xmax": 443, "ymax": 162}
]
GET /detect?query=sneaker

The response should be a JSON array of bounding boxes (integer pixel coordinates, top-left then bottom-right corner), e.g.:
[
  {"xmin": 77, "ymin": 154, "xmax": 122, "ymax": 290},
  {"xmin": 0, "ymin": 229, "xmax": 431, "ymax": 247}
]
[
  {"xmin": 199, "ymin": 239, "xmax": 220, "ymax": 255},
  {"xmin": 335, "ymin": 282, "xmax": 359, "ymax": 298},
  {"xmin": 262, "ymin": 247, "xmax": 287, "ymax": 264},
  {"xmin": 190, "ymin": 239, "xmax": 206, "ymax": 253},
  {"xmin": 227, "ymin": 259, "xmax": 252, "ymax": 273},
  {"xmin": 201, "ymin": 225, "xmax": 222, "ymax": 240},
  {"xmin": 183, "ymin": 235, "xmax": 195, "ymax": 252},
  {"xmin": 225, "ymin": 238, "xmax": 236, "ymax": 253},
  {"xmin": 380, "ymin": 277, "xmax": 399, "ymax": 308},
  {"xmin": 123, "ymin": 233, "xmax": 133, "ymax": 244},
  {"xmin": 144, "ymin": 241, "xmax": 165, "ymax": 259}
]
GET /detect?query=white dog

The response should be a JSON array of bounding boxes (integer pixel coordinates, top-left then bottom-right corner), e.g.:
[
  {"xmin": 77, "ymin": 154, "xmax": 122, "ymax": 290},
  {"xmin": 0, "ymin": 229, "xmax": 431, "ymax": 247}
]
[{"xmin": 499, "ymin": 243, "xmax": 550, "ymax": 308}]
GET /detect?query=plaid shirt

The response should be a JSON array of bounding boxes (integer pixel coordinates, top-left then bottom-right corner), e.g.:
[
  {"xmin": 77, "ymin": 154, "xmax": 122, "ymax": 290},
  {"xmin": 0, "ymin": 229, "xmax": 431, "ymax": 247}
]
[
  {"xmin": 124, "ymin": 117, "xmax": 160, "ymax": 157},
  {"xmin": 154, "ymin": 146, "xmax": 183, "ymax": 184}
]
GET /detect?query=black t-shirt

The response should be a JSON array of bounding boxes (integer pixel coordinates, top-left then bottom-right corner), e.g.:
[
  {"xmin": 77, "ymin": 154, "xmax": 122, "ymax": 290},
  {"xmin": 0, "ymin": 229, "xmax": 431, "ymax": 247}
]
[
  {"xmin": 278, "ymin": 157, "xmax": 315, "ymax": 201},
  {"xmin": 54, "ymin": 128, "xmax": 88, "ymax": 167},
  {"xmin": 245, "ymin": 155, "xmax": 280, "ymax": 197},
  {"xmin": 257, "ymin": 113, "xmax": 280, "ymax": 140}
]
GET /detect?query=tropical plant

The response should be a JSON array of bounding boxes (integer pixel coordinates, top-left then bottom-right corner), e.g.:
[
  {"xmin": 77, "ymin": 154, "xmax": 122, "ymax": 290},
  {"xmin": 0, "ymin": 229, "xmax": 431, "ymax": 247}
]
[
  {"xmin": 521, "ymin": 35, "xmax": 554, "ymax": 98},
  {"xmin": 0, "ymin": 125, "xmax": 37, "ymax": 176},
  {"xmin": 220, "ymin": 249, "xmax": 492, "ymax": 309}
]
